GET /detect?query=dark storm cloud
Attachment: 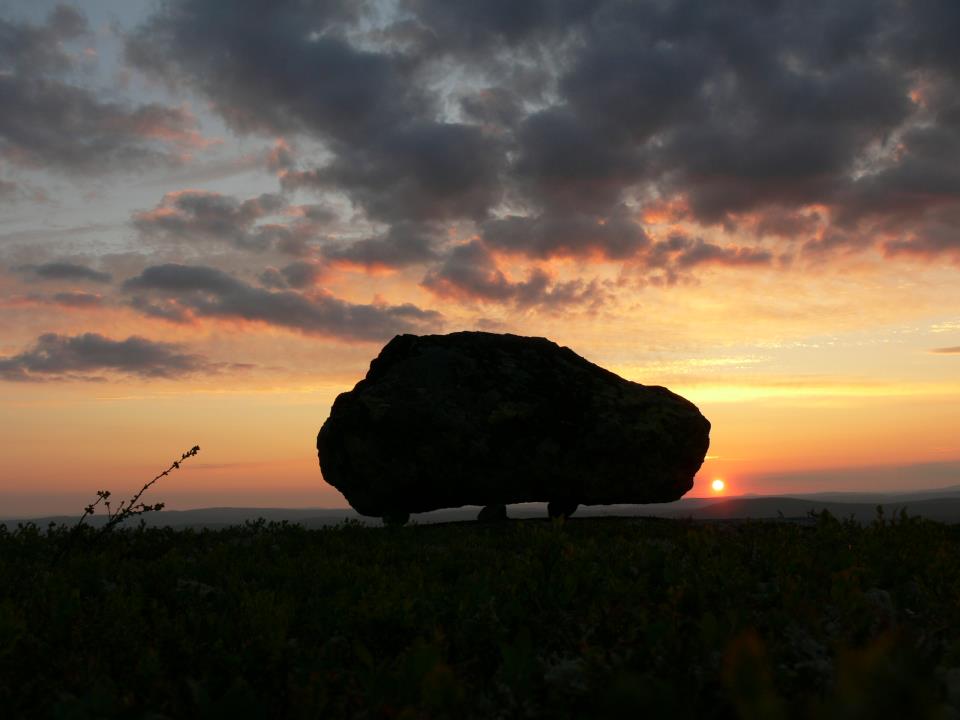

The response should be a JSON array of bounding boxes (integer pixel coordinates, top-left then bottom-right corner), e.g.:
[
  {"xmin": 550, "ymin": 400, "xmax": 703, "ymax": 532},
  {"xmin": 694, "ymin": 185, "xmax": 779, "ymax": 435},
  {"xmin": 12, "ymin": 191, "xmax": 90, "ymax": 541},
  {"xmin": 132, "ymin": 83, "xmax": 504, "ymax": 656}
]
[
  {"xmin": 124, "ymin": 264, "xmax": 242, "ymax": 295},
  {"xmin": 276, "ymin": 260, "xmax": 324, "ymax": 289},
  {"xmin": 0, "ymin": 333, "xmax": 210, "ymax": 382},
  {"xmin": 130, "ymin": 0, "xmax": 960, "ymax": 268},
  {"xmin": 133, "ymin": 190, "xmax": 302, "ymax": 252},
  {"xmin": 837, "ymin": 127, "xmax": 960, "ymax": 231},
  {"xmin": 127, "ymin": 295, "xmax": 194, "ymax": 323},
  {"xmin": 562, "ymin": 0, "xmax": 927, "ymax": 229},
  {"xmin": 127, "ymin": 1, "xmax": 419, "ymax": 142},
  {"xmin": 321, "ymin": 222, "xmax": 441, "ymax": 269},
  {"xmin": 482, "ymin": 210, "xmax": 648, "ymax": 260},
  {"xmin": 15, "ymin": 261, "xmax": 112, "ymax": 284},
  {"xmin": 422, "ymin": 240, "xmax": 603, "ymax": 310},
  {"xmin": 402, "ymin": 0, "xmax": 600, "ymax": 53},
  {"xmin": 561, "ymin": 35, "xmax": 711, "ymax": 143},
  {"xmin": 0, "ymin": 6, "xmax": 205, "ymax": 174},
  {"xmin": 282, "ymin": 121, "xmax": 504, "ymax": 222},
  {"xmin": 459, "ymin": 88, "xmax": 524, "ymax": 131},
  {"xmin": 128, "ymin": 1, "xmax": 508, "ymax": 229},
  {"xmin": 258, "ymin": 261, "xmax": 325, "ymax": 289},
  {"xmin": 882, "ymin": 208, "xmax": 960, "ymax": 259},
  {"xmin": 646, "ymin": 233, "xmax": 773, "ymax": 271},
  {"xmin": 753, "ymin": 210, "xmax": 823, "ymax": 240},
  {"xmin": 512, "ymin": 108, "xmax": 643, "ymax": 214},
  {"xmin": 124, "ymin": 264, "xmax": 442, "ymax": 341},
  {"xmin": 0, "ymin": 5, "xmax": 86, "ymax": 76},
  {"xmin": 0, "ymin": 82, "xmax": 204, "ymax": 172}
]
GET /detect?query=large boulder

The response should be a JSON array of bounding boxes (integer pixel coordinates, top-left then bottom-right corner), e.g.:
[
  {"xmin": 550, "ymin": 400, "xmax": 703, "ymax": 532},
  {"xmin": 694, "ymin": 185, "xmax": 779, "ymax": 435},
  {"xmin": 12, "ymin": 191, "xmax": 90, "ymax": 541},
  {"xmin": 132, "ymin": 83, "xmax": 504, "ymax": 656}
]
[{"xmin": 317, "ymin": 332, "xmax": 710, "ymax": 520}]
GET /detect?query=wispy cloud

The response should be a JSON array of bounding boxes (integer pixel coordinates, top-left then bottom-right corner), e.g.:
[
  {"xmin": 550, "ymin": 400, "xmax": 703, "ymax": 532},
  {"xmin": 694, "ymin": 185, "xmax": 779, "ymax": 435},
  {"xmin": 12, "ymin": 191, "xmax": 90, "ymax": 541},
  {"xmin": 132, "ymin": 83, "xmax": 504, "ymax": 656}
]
[
  {"xmin": 124, "ymin": 263, "xmax": 443, "ymax": 341},
  {"xmin": 422, "ymin": 241, "xmax": 606, "ymax": 311},
  {"xmin": 0, "ymin": 333, "xmax": 220, "ymax": 382},
  {"xmin": 14, "ymin": 261, "xmax": 111, "ymax": 284},
  {"xmin": 1, "ymin": 292, "xmax": 104, "ymax": 309},
  {"xmin": 133, "ymin": 190, "xmax": 288, "ymax": 251}
]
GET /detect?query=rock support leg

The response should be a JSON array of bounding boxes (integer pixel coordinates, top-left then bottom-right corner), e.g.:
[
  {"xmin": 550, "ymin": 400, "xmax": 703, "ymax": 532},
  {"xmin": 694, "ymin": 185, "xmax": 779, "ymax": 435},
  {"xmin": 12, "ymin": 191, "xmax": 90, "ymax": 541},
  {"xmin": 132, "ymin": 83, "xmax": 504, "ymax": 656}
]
[
  {"xmin": 547, "ymin": 500, "xmax": 579, "ymax": 519},
  {"xmin": 477, "ymin": 504, "xmax": 508, "ymax": 522}
]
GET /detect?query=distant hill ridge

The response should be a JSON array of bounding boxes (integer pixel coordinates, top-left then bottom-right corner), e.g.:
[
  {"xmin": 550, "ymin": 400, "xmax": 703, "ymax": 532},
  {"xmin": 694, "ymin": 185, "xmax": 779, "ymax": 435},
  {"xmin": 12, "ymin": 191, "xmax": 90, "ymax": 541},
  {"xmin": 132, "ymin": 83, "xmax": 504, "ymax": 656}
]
[{"xmin": 5, "ymin": 486, "xmax": 960, "ymax": 528}]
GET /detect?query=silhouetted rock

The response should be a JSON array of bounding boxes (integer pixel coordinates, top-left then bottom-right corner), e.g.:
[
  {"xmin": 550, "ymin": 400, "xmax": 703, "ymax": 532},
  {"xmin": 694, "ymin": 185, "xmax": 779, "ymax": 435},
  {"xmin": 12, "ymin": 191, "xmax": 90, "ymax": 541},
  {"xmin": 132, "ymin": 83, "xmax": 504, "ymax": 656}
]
[
  {"xmin": 477, "ymin": 503, "xmax": 508, "ymax": 522},
  {"xmin": 317, "ymin": 332, "xmax": 710, "ymax": 523}
]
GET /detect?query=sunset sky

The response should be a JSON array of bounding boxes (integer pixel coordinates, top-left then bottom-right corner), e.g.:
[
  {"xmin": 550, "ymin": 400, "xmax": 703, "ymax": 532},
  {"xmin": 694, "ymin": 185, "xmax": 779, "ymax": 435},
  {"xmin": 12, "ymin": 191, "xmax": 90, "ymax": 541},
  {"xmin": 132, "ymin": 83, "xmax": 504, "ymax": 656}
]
[{"xmin": 2, "ymin": 0, "xmax": 958, "ymax": 516}]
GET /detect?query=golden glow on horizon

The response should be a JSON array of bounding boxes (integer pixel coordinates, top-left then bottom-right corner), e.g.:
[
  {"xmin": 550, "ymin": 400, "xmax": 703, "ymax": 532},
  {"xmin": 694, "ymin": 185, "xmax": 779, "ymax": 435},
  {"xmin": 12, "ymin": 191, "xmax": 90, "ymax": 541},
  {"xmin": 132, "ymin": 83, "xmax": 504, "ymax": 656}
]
[
  {"xmin": 2, "ymin": 246, "xmax": 960, "ymax": 515},
  {"xmin": 673, "ymin": 381, "xmax": 960, "ymax": 405},
  {"xmin": 711, "ymin": 478, "xmax": 726, "ymax": 493}
]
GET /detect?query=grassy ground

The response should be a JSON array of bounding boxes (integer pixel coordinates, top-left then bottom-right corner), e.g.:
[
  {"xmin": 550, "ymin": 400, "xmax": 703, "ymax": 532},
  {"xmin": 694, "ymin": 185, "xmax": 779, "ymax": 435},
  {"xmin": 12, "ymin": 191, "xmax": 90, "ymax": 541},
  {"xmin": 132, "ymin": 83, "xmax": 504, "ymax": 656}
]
[{"xmin": 1, "ymin": 512, "xmax": 959, "ymax": 719}]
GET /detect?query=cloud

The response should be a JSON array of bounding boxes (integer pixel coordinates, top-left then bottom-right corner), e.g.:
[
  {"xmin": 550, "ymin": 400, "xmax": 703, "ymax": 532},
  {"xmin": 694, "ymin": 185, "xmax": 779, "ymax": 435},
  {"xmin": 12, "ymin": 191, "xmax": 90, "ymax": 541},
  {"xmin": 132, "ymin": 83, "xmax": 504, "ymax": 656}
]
[
  {"xmin": 132, "ymin": 190, "xmax": 313, "ymax": 252},
  {"xmin": 258, "ymin": 261, "xmax": 325, "ymax": 289},
  {"xmin": 0, "ymin": 179, "xmax": 20, "ymax": 203},
  {"xmin": 266, "ymin": 138, "xmax": 296, "ymax": 173},
  {"xmin": 404, "ymin": 0, "xmax": 598, "ymax": 50},
  {"xmin": 0, "ymin": 178, "xmax": 47, "ymax": 205},
  {"xmin": 128, "ymin": 0, "xmax": 960, "ymax": 267},
  {"xmin": 459, "ymin": 87, "xmax": 524, "ymax": 130},
  {"xmin": 129, "ymin": 2, "xmax": 506, "ymax": 231},
  {"xmin": 321, "ymin": 221, "xmax": 441, "ymax": 270},
  {"xmin": 649, "ymin": 234, "xmax": 774, "ymax": 270},
  {"xmin": 15, "ymin": 261, "xmax": 112, "ymax": 284},
  {"xmin": 930, "ymin": 346, "xmax": 960, "ymax": 354},
  {"xmin": 0, "ymin": 292, "xmax": 104, "ymax": 310},
  {"xmin": 880, "ymin": 204, "xmax": 960, "ymax": 260},
  {"xmin": 0, "ymin": 333, "xmax": 213, "ymax": 381},
  {"xmin": 0, "ymin": 7, "xmax": 209, "ymax": 174},
  {"xmin": 421, "ymin": 240, "xmax": 604, "ymax": 310},
  {"xmin": 482, "ymin": 210, "xmax": 649, "ymax": 260},
  {"xmin": 512, "ymin": 108, "xmax": 644, "ymax": 214},
  {"xmin": 127, "ymin": 1, "xmax": 419, "ymax": 142},
  {"xmin": 0, "ymin": 6, "xmax": 87, "ymax": 77},
  {"xmin": 124, "ymin": 263, "xmax": 443, "ymax": 341},
  {"xmin": 49, "ymin": 292, "xmax": 103, "ymax": 308},
  {"xmin": 281, "ymin": 121, "xmax": 504, "ymax": 222},
  {"xmin": 127, "ymin": 295, "xmax": 193, "ymax": 323}
]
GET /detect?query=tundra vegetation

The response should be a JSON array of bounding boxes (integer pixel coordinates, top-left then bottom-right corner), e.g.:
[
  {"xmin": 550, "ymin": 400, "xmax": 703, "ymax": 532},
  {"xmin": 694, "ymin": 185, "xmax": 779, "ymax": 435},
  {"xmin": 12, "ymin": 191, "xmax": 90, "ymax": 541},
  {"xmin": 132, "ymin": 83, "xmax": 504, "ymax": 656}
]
[{"xmin": 1, "ymin": 509, "xmax": 959, "ymax": 718}]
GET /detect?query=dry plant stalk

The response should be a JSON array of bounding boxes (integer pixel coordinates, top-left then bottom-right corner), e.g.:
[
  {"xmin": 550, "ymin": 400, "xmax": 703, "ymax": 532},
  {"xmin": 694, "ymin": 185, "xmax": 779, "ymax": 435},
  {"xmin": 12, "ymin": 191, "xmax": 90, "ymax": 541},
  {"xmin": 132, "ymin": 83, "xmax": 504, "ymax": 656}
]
[{"xmin": 75, "ymin": 445, "xmax": 200, "ymax": 534}]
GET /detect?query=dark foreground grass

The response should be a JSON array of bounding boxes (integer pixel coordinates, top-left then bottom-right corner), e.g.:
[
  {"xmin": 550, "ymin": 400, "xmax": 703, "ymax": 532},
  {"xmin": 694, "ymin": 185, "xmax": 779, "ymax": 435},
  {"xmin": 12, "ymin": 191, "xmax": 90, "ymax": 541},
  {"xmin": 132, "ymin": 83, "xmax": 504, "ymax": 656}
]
[{"xmin": 2, "ymin": 512, "xmax": 959, "ymax": 719}]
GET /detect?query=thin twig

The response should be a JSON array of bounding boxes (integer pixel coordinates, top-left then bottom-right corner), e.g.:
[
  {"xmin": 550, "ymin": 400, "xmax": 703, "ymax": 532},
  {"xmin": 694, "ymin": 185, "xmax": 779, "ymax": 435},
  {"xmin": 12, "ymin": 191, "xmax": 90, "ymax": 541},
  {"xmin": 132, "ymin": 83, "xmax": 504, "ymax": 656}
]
[
  {"xmin": 74, "ymin": 490, "xmax": 110, "ymax": 532},
  {"xmin": 99, "ymin": 445, "xmax": 200, "ymax": 534},
  {"xmin": 54, "ymin": 445, "xmax": 200, "ymax": 565}
]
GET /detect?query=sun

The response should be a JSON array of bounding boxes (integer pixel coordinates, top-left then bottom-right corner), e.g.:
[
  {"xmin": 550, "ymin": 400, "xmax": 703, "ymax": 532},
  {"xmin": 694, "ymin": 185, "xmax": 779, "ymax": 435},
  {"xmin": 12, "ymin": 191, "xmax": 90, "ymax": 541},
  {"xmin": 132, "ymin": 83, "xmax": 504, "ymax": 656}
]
[{"xmin": 711, "ymin": 478, "xmax": 726, "ymax": 493}]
